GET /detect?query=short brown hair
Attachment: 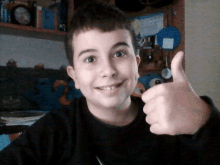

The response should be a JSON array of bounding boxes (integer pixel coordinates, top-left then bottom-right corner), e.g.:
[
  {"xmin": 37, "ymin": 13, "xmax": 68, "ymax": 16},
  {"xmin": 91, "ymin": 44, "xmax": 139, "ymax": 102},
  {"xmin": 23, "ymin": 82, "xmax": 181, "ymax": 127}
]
[{"xmin": 65, "ymin": 2, "xmax": 137, "ymax": 67}]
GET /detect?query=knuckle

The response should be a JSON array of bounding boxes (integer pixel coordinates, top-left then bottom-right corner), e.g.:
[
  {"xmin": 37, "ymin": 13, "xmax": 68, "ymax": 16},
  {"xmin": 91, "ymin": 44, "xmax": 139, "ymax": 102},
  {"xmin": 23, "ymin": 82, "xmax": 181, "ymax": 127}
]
[
  {"xmin": 168, "ymin": 129, "xmax": 177, "ymax": 136},
  {"xmin": 157, "ymin": 84, "xmax": 167, "ymax": 93},
  {"xmin": 141, "ymin": 92, "xmax": 147, "ymax": 101},
  {"xmin": 143, "ymin": 104, "xmax": 148, "ymax": 114},
  {"xmin": 163, "ymin": 123, "xmax": 177, "ymax": 135},
  {"xmin": 145, "ymin": 116, "xmax": 150, "ymax": 124},
  {"xmin": 150, "ymin": 125, "xmax": 156, "ymax": 134},
  {"xmin": 156, "ymin": 96, "xmax": 166, "ymax": 104}
]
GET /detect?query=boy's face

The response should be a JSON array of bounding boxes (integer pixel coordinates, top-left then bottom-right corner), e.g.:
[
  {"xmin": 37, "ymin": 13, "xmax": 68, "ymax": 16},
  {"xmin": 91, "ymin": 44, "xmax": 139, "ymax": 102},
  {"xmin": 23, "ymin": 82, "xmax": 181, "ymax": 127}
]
[{"xmin": 67, "ymin": 29, "xmax": 140, "ymax": 111}]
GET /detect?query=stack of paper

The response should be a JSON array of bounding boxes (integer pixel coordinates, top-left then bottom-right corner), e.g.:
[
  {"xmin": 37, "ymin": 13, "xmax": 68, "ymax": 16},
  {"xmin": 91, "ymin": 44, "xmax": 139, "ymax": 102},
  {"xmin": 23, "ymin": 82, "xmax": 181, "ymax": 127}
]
[{"xmin": 0, "ymin": 111, "xmax": 48, "ymax": 126}]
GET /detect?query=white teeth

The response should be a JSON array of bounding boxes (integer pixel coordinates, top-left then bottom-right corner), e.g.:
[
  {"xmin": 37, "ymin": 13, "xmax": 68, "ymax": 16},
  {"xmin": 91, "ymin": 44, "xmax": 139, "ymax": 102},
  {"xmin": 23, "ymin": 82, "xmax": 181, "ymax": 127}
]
[{"xmin": 99, "ymin": 86, "xmax": 116, "ymax": 90}]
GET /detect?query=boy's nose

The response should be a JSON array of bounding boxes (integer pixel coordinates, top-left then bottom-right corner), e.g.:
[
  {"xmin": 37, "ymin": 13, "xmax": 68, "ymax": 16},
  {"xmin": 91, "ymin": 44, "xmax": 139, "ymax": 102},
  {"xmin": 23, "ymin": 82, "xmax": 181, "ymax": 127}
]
[{"xmin": 99, "ymin": 60, "xmax": 117, "ymax": 77}]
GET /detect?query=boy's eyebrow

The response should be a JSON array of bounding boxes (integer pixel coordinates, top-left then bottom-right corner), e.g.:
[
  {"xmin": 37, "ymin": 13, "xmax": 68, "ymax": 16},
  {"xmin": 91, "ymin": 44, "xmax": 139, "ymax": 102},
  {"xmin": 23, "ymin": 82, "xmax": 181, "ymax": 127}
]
[
  {"xmin": 77, "ymin": 42, "xmax": 130, "ymax": 57},
  {"xmin": 111, "ymin": 42, "xmax": 130, "ymax": 49},
  {"xmin": 78, "ymin": 49, "xmax": 97, "ymax": 57}
]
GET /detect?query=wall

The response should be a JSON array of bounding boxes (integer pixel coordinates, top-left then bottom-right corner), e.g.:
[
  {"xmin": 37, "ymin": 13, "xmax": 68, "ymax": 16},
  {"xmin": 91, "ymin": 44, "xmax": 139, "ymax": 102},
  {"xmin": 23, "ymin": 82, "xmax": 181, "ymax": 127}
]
[
  {"xmin": 0, "ymin": 34, "xmax": 68, "ymax": 70},
  {"xmin": 185, "ymin": 0, "xmax": 220, "ymax": 109},
  {"xmin": 1, "ymin": 0, "xmax": 219, "ymax": 109}
]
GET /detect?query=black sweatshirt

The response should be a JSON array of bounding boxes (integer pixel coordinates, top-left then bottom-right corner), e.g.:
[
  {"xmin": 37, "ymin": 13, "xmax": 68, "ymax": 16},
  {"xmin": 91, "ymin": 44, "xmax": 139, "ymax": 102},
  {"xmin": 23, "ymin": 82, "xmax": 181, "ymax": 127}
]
[{"xmin": 0, "ymin": 96, "xmax": 220, "ymax": 165}]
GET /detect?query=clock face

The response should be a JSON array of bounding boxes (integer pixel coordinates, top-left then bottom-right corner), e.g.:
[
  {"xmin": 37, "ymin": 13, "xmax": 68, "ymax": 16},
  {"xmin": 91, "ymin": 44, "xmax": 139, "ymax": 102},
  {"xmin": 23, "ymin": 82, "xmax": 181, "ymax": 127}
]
[{"xmin": 14, "ymin": 6, "xmax": 31, "ymax": 25}]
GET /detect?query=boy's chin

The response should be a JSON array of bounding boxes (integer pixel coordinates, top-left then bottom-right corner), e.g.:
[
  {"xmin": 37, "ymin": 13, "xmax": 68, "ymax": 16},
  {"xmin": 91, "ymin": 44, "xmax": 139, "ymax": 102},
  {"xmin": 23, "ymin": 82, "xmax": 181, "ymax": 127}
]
[{"xmin": 93, "ymin": 95, "xmax": 132, "ymax": 110}]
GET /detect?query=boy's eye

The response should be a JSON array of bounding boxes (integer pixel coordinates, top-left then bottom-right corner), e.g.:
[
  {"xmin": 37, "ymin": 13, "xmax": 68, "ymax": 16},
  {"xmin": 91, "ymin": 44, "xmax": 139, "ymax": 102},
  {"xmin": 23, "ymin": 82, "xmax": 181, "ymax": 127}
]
[
  {"xmin": 115, "ymin": 51, "xmax": 126, "ymax": 57},
  {"xmin": 85, "ymin": 56, "xmax": 95, "ymax": 63}
]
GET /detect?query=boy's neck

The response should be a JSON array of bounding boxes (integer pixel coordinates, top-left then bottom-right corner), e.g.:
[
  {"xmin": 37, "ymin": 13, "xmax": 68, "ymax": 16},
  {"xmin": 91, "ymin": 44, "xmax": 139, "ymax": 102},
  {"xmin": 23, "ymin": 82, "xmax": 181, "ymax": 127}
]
[{"xmin": 86, "ymin": 98, "xmax": 138, "ymax": 126}]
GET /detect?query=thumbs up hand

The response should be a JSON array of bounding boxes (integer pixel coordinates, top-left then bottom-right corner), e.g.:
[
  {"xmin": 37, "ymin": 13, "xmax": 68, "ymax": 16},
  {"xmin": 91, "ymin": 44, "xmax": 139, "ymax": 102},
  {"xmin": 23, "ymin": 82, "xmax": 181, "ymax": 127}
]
[{"xmin": 141, "ymin": 51, "xmax": 211, "ymax": 135}]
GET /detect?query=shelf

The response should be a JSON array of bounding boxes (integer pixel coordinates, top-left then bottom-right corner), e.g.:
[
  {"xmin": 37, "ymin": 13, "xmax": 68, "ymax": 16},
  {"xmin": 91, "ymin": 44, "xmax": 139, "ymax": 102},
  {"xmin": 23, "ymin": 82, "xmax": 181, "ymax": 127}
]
[{"xmin": 0, "ymin": 22, "xmax": 66, "ymax": 42}]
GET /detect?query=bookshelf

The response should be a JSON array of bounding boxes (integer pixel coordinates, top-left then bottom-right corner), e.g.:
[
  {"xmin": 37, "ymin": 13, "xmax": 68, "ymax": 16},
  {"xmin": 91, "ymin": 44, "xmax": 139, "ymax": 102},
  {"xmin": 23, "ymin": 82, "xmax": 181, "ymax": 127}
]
[
  {"xmin": 0, "ymin": 0, "xmax": 184, "ymax": 73},
  {"xmin": 0, "ymin": 22, "xmax": 66, "ymax": 41},
  {"xmin": 0, "ymin": 0, "xmax": 74, "ymax": 41}
]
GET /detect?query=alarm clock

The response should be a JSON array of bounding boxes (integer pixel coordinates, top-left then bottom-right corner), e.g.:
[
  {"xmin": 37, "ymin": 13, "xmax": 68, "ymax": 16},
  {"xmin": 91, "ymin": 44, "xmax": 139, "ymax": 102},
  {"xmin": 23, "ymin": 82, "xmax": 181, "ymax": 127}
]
[{"xmin": 11, "ymin": 5, "xmax": 33, "ymax": 26}]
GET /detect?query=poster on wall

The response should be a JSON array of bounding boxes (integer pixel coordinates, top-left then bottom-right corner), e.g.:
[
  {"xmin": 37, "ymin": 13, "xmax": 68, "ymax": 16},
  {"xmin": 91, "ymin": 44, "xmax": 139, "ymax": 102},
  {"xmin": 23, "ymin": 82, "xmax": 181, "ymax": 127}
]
[{"xmin": 131, "ymin": 12, "xmax": 164, "ymax": 45}]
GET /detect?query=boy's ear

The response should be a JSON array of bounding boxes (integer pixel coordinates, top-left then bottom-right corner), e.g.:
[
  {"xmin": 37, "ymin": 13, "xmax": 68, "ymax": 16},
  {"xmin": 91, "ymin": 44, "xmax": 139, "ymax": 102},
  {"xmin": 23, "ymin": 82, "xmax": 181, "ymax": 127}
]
[
  {"xmin": 136, "ymin": 55, "xmax": 141, "ymax": 66},
  {"xmin": 66, "ymin": 66, "xmax": 80, "ymax": 89}
]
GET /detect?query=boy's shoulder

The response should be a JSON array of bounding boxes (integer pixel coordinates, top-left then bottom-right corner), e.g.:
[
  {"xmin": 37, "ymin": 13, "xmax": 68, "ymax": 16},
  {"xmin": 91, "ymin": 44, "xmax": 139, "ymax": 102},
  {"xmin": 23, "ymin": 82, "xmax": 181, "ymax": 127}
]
[
  {"xmin": 62, "ymin": 96, "xmax": 86, "ymax": 109},
  {"xmin": 27, "ymin": 96, "xmax": 87, "ymax": 133},
  {"xmin": 42, "ymin": 96, "xmax": 87, "ymax": 121},
  {"xmin": 55, "ymin": 96, "xmax": 86, "ymax": 113}
]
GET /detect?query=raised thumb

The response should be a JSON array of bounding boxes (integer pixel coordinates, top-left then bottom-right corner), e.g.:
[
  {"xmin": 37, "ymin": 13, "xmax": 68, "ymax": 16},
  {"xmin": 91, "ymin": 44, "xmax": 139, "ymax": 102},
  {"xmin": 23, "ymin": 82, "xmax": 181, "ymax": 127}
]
[{"xmin": 171, "ymin": 51, "xmax": 187, "ymax": 82}]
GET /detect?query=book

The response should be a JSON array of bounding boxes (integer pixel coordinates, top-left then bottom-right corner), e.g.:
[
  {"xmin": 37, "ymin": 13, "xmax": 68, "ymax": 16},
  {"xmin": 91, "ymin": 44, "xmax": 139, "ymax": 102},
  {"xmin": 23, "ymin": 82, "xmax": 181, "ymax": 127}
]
[
  {"xmin": 31, "ymin": 0, "xmax": 37, "ymax": 27},
  {"xmin": 36, "ymin": 5, "xmax": 42, "ymax": 28},
  {"xmin": 49, "ymin": 1, "xmax": 67, "ymax": 31},
  {"xmin": 42, "ymin": 7, "xmax": 57, "ymax": 30},
  {"xmin": 0, "ymin": 0, "xmax": 15, "ymax": 23},
  {"xmin": 4, "ymin": 0, "xmax": 9, "ymax": 23},
  {"xmin": 0, "ymin": 0, "xmax": 5, "ymax": 22}
]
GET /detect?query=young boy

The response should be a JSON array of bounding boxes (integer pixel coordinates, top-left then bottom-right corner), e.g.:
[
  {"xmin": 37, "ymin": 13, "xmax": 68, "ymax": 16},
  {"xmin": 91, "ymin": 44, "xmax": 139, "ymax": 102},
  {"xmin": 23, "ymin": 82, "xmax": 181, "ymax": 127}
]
[{"xmin": 1, "ymin": 2, "xmax": 220, "ymax": 165}]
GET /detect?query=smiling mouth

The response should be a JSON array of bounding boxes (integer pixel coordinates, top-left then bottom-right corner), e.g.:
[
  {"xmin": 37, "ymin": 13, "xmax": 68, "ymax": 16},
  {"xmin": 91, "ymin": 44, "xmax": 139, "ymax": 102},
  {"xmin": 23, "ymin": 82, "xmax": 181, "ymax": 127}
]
[{"xmin": 96, "ymin": 83, "xmax": 122, "ymax": 91}]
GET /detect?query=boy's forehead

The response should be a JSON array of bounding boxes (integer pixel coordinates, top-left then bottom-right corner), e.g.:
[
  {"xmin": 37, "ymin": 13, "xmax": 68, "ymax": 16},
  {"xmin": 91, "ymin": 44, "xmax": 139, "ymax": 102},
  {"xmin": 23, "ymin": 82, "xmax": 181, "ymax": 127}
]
[
  {"xmin": 72, "ymin": 28, "xmax": 133, "ymax": 49},
  {"xmin": 73, "ymin": 28, "xmax": 132, "ymax": 41}
]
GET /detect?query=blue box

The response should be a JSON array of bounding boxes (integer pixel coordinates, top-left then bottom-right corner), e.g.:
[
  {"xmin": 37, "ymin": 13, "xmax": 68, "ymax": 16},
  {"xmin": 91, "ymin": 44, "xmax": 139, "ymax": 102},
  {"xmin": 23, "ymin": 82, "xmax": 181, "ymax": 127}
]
[
  {"xmin": 42, "ymin": 8, "xmax": 55, "ymax": 30},
  {"xmin": 49, "ymin": 2, "xmax": 67, "ymax": 31}
]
